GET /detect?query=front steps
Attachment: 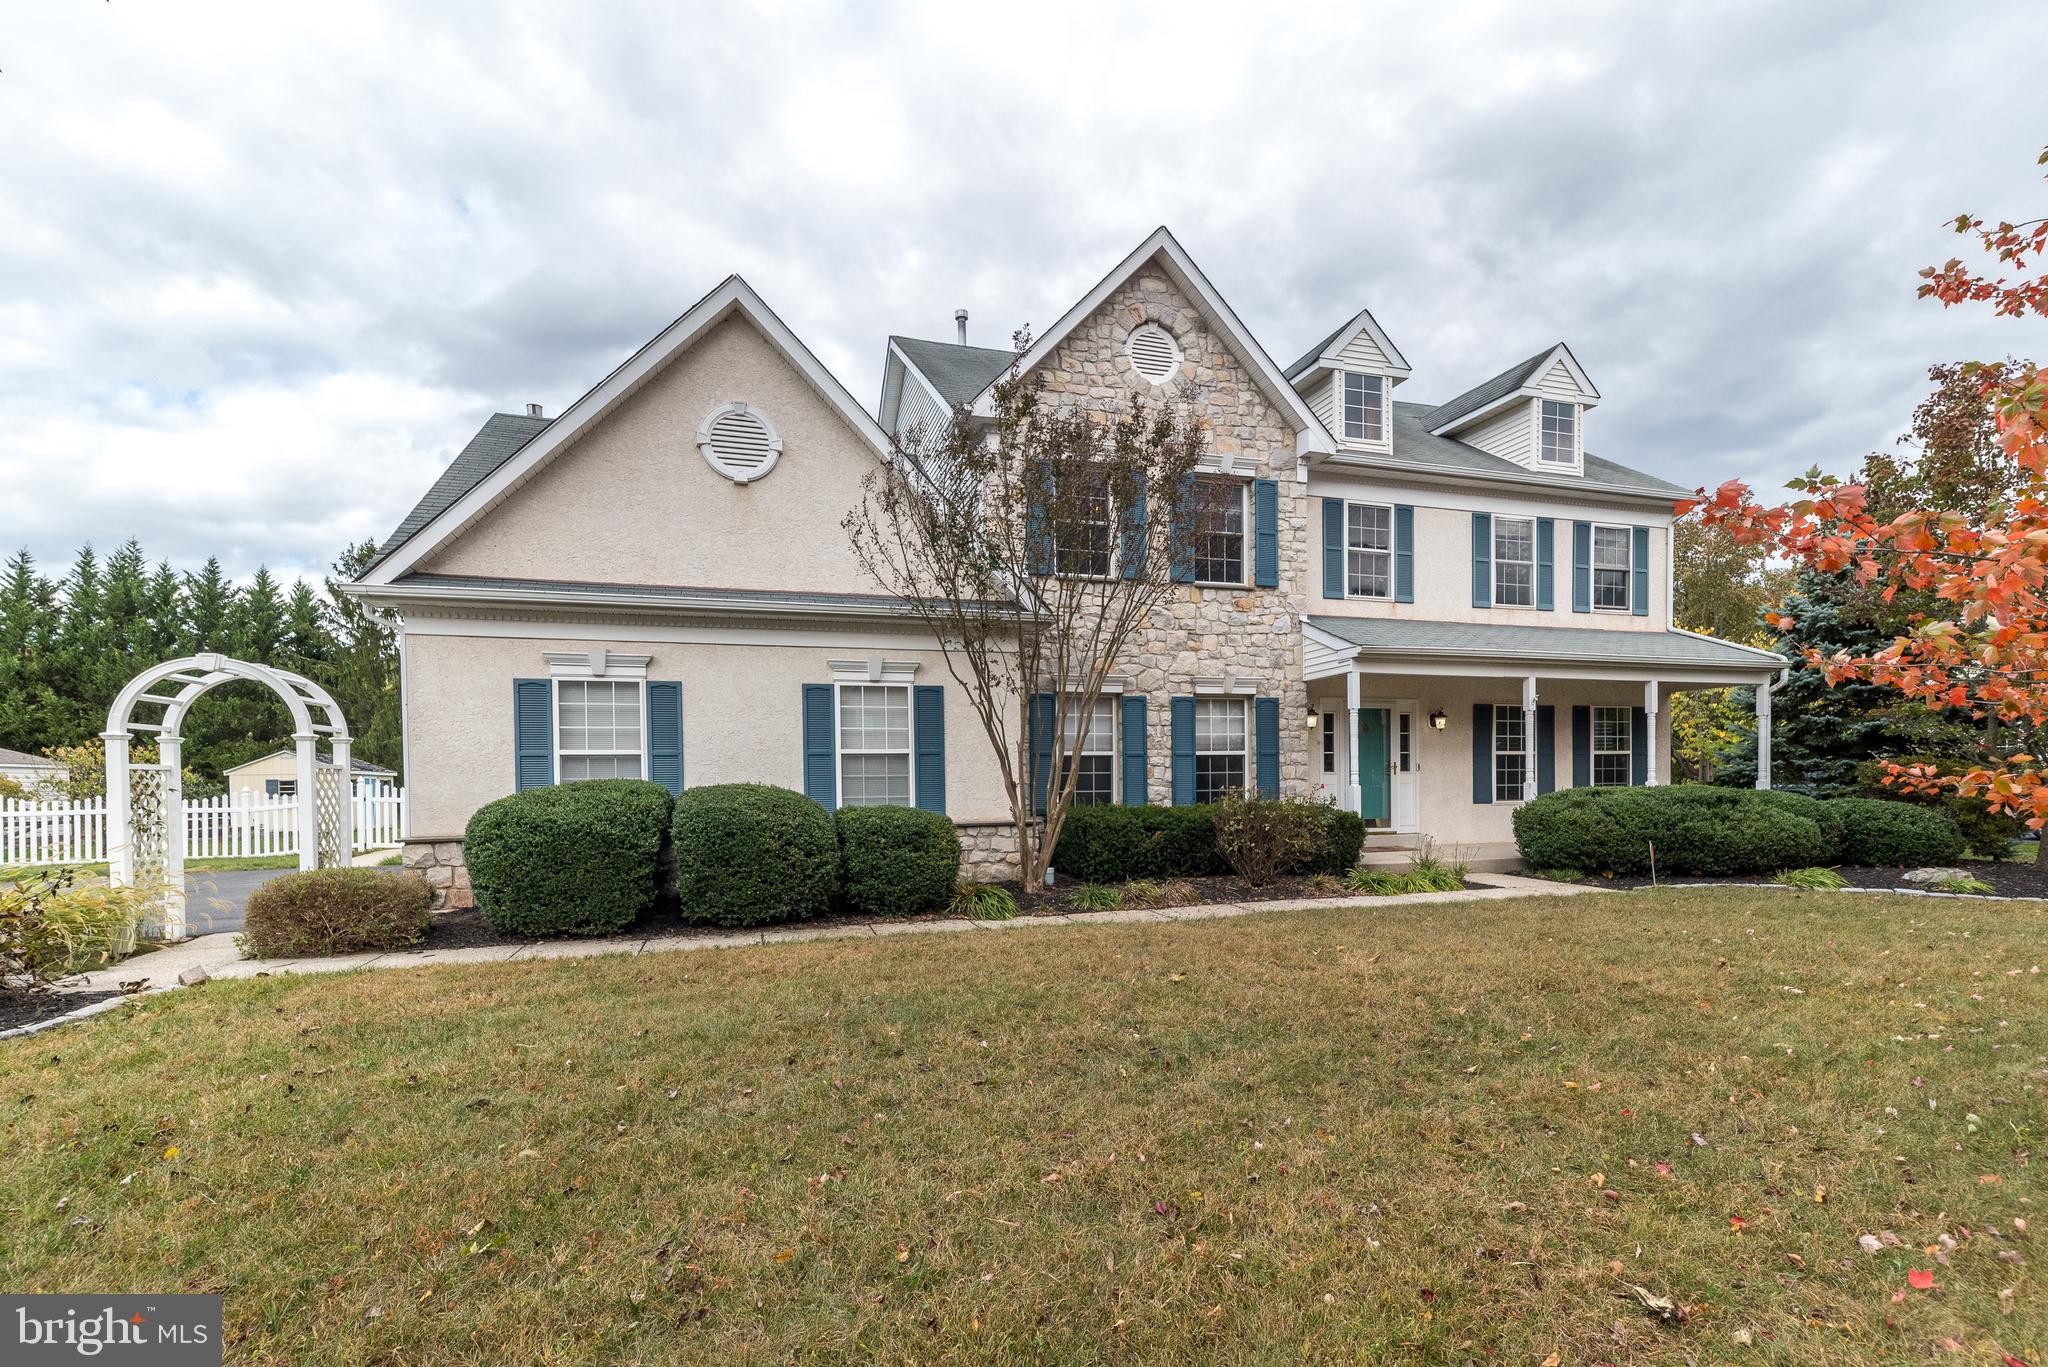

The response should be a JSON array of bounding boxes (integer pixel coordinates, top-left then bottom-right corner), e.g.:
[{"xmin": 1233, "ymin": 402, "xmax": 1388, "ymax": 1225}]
[{"xmin": 1358, "ymin": 836, "xmax": 1523, "ymax": 874}]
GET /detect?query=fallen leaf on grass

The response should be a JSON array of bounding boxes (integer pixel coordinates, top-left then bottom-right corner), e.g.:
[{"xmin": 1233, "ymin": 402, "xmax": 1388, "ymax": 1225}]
[
  {"xmin": 1908, "ymin": 1268, "xmax": 1936, "ymax": 1291},
  {"xmin": 1618, "ymin": 1280, "xmax": 1689, "ymax": 1322},
  {"xmin": 1859, "ymin": 1234, "xmax": 1885, "ymax": 1255}
]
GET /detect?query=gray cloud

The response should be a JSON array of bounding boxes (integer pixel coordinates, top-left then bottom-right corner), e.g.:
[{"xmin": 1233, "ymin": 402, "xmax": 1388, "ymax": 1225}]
[{"xmin": 3, "ymin": 0, "xmax": 2038, "ymax": 585}]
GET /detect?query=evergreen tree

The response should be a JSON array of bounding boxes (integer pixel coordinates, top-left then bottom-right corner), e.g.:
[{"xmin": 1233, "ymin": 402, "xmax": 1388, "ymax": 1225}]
[{"xmin": 181, "ymin": 558, "xmax": 234, "ymax": 652}]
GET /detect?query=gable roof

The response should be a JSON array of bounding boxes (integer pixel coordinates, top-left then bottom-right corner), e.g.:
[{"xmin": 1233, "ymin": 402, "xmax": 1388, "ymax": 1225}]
[
  {"xmin": 1322, "ymin": 401, "xmax": 1687, "ymax": 502},
  {"xmin": 1283, "ymin": 304, "xmax": 1412, "ymax": 381},
  {"xmin": 890, "ymin": 336, "xmax": 1013, "ymax": 407},
  {"xmin": 1306, "ymin": 615, "xmax": 1784, "ymax": 671},
  {"xmin": 965, "ymin": 227, "xmax": 1336, "ymax": 458},
  {"xmin": 0, "ymin": 746, "xmax": 58, "ymax": 770},
  {"xmin": 1424, "ymin": 343, "xmax": 1599, "ymax": 434},
  {"xmin": 373, "ymin": 413, "xmax": 550, "ymax": 568},
  {"xmin": 226, "ymin": 749, "xmax": 397, "ymax": 777},
  {"xmin": 357, "ymin": 275, "xmax": 892, "ymax": 585}
]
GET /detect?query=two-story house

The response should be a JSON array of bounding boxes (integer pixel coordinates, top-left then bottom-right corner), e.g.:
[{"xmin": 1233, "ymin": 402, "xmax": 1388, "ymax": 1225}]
[{"xmin": 346, "ymin": 228, "xmax": 1782, "ymax": 899}]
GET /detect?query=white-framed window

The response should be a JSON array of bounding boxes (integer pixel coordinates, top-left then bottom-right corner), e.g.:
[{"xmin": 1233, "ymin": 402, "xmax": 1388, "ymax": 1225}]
[
  {"xmin": 1540, "ymin": 401, "xmax": 1577, "ymax": 465},
  {"xmin": 837, "ymin": 683, "xmax": 912, "ymax": 807},
  {"xmin": 1322, "ymin": 711, "xmax": 1336, "ymax": 773},
  {"xmin": 1346, "ymin": 502, "xmax": 1393, "ymax": 599},
  {"xmin": 1592, "ymin": 525, "xmax": 1632, "ymax": 611},
  {"xmin": 1592, "ymin": 706, "xmax": 1633, "ymax": 786},
  {"xmin": 1061, "ymin": 696, "xmax": 1118, "ymax": 806},
  {"xmin": 1343, "ymin": 372, "xmax": 1385, "ymax": 444},
  {"xmin": 1193, "ymin": 697, "xmax": 1249, "ymax": 803},
  {"xmin": 1493, "ymin": 707, "xmax": 1526, "ymax": 802},
  {"xmin": 1191, "ymin": 477, "xmax": 1246, "ymax": 585},
  {"xmin": 1055, "ymin": 478, "xmax": 1114, "ymax": 578},
  {"xmin": 1494, "ymin": 516, "xmax": 1535, "ymax": 607},
  {"xmin": 557, "ymin": 678, "xmax": 645, "ymax": 781}
]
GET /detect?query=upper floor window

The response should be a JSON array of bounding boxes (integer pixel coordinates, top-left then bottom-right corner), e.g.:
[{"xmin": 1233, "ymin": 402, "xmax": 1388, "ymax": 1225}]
[
  {"xmin": 1346, "ymin": 503, "xmax": 1393, "ymax": 599},
  {"xmin": 1061, "ymin": 696, "xmax": 1118, "ymax": 806},
  {"xmin": 1592, "ymin": 525, "xmax": 1631, "ymax": 611},
  {"xmin": 1055, "ymin": 479, "xmax": 1114, "ymax": 577},
  {"xmin": 558, "ymin": 678, "xmax": 644, "ymax": 781},
  {"xmin": 1190, "ymin": 477, "xmax": 1245, "ymax": 585},
  {"xmin": 1343, "ymin": 372, "xmax": 1386, "ymax": 444},
  {"xmin": 1494, "ymin": 516, "xmax": 1535, "ymax": 607},
  {"xmin": 1592, "ymin": 706, "xmax": 1632, "ymax": 786},
  {"xmin": 838, "ymin": 683, "xmax": 911, "ymax": 806},
  {"xmin": 1193, "ymin": 697, "xmax": 1248, "ymax": 803},
  {"xmin": 1540, "ymin": 401, "xmax": 1577, "ymax": 465}
]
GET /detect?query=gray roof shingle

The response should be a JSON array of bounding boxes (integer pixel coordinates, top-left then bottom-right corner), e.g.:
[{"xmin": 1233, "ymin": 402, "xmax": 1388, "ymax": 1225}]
[
  {"xmin": 1284, "ymin": 320, "xmax": 1352, "ymax": 380},
  {"xmin": 1365, "ymin": 402, "xmax": 1688, "ymax": 499},
  {"xmin": 1420, "ymin": 348, "xmax": 1557, "ymax": 431},
  {"xmin": 0, "ymin": 746, "xmax": 58, "ymax": 768},
  {"xmin": 891, "ymin": 336, "xmax": 1016, "ymax": 406},
  {"xmin": 370, "ymin": 412, "xmax": 551, "ymax": 570},
  {"xmin": 1308, "ymin": 615, "xmax": 1783, "ymax": 669}
]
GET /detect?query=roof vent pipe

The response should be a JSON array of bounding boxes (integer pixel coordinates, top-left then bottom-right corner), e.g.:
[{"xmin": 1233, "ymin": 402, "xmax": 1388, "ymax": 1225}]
[
  {"xmin": 525, "ymin": 403, "xmax": 544, "ymax": 418},
  {"xmin": 955, "ymin": 309, "xmax": 968, "ymax": 346}
]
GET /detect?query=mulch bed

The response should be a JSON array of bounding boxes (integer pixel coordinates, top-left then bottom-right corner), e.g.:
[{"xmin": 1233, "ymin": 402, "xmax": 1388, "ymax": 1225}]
[
  {"xmin": 1579, "ymin": 858, "xmax": 2048, "ymax": 899},
  {"xmin": 0, "ymin": 989, "xmax": 125, "ymax": 1034}
]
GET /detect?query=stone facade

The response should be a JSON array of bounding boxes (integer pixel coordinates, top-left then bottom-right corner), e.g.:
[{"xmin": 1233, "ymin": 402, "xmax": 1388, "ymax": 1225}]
[
  {"xmin": 957, "ymin": 819, "xmax": 1023, "ymax": 882},
  {"xmin": 1027, "ymin": 266, "xmax": 1313, "ymax": 803},
  {"xmin": 403, "ymin": 837, "xmax": 473, "ymax": 910}
]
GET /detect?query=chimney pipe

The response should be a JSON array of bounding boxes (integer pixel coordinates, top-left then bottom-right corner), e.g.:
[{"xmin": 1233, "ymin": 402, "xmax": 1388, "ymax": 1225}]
[
  {"xmin": 525, "ymin": 403, "xmax": 544, "ymax": 418},
  {"xmin": 955, "ymin": 309, "xmax": 968, "ymax": 346}
]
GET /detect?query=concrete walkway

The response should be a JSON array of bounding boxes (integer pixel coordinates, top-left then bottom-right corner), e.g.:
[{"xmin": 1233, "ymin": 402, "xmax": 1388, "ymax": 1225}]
[{"xmin": 60, "ymin": 872, "xmax": 1592, "ymax": 997}]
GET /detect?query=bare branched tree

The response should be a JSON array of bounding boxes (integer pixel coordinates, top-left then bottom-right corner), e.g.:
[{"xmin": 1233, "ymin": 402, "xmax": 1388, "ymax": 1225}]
[{"xmin": 845, "ymin": 334, "xmax": 1209, "ymax": 885}]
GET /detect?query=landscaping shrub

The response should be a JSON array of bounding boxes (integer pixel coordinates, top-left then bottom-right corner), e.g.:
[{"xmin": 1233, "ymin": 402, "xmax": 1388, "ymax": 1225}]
[
  {"xmin": 1052, "ymin": 805, "xmax": 1227, "ymax": 882},
  {"xmin": 1069, "ymin": 883, "xmax": 1123, "ymax": 912},
  {"xmin": 1212, "ymin": 792, "xmax": 1326, "ymax": 885},
  {"xmin": 1512, "ymin": 786, "xmax": 1833, "ymax": 877},
  {"xmin": 836, "ymin": 806, "xmax": 960, "ymax": 917},
  {"xmin": 1751, "ymin": 790, "xmax": 1845, "ymax": 861},
  {"xmin": 1828, "ymin": 797, "xmax": 1966, "ymax": 867},
  {"xmin": 950, "ymin": 881, "xmax": 1019, "ymax": 921},
  {"xmin": 0, "ymin": 867, "xmax": 149, "ymax": 984},
  {"xmin": 673, "ymin": 784, "xmax": 837, "ymax": 927},
  {"xmin": 465, "ymin": 779, "xmax": 674, "ymax": 937},
  {"xmin": 242, "ymin": 868, "xmax": 432, "ymax": 958},
  {"xmin": 1301, "ymin": 805, "xmax": 1367, "ymax": 876},
  {"xmin": 1775, "ymin": 866, "xmax": 1848, "ymax": 890},
  {"xmin": 1929, "ymin": 874, "xmax": 1994, "ymax": 895},
  {"xmin": 1853, "ymin": 756, "xmax": 2025, "ymax": 859}
]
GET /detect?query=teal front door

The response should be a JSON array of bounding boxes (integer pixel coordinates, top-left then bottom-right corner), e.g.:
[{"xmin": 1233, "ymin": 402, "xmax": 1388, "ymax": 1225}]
[{"xmin": 1357, "ymin": 708, "xmax": 1390, "ymax": 823}]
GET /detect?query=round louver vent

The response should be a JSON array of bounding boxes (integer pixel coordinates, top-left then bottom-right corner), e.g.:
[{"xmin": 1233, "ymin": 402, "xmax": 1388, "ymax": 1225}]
[
  {"xmin": 1126, "ymin": 323, "xmax": 1181, "ymax": 384},
  {"xmin": 697, "ymin": 403, "xmax": 783, "ymax": 484}
]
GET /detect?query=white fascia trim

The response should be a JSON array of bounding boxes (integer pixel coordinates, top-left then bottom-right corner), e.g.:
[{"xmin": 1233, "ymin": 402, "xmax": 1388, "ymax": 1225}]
[
  {"xmin": 1547, "ymin": 342, "xmax": 1601, "ymax": 404},
  {"xmin": 828, "ymin": 657, "xmax": 922, "ymax": 684},
  {"xmin": 1311, "ymin": 453, "xmax": 1684, "ymax": 511},
  {"xmin": 965, "ymin": 227, "xmax": 1337, "ymax": 457},
  {"xmin": 363, "ymin": 275, "xmax": 893, "ymax": 585},
  {"xmin": 1664, "ymin": 627, "xmax": 1789, "ymax": 663},
  {"xmin": 544, "ymin": 649, "xmax": 652, "ymax": 678},
  {"xmin": 1305, "ymin": 304, "xmax": 1414, "ymax": 381},
  {"xmin": 340, "ymin": 579, "xmax": 971, "ymax": 624},
  {"xmin": 1320, "ymin": 639, "xmax": 1785, "ymax": 676}
]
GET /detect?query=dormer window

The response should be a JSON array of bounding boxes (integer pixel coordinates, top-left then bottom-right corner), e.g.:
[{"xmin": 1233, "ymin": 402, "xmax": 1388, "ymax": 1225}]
[
  {"xmin": 1342, "ymin": 372, "xmax": 1385, "ymax": 444},
  {"xmin": 1540, "ymin": 400, "xmax": 1577, "ymax": 465}
]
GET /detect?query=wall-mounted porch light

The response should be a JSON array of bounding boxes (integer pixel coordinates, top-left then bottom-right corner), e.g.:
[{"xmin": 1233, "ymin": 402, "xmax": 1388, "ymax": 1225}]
[{"xmin": 1428, "ymin": 708, "xmax": 1449, "ymax": 731}]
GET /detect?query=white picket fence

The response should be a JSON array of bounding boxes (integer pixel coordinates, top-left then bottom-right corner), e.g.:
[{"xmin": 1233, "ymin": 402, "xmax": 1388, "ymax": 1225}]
[{"xmin": 0, "ymin": 789, "xmax": 407, "ymax": 868}]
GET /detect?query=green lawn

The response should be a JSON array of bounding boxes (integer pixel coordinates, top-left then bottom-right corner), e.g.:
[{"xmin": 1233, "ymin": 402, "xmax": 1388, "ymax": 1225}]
[{"xmin": 3, "ymin": 889, "xmax": 2043, "ymax": 1364}]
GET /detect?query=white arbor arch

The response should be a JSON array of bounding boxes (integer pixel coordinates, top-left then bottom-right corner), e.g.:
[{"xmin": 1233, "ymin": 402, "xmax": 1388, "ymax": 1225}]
[{"xmin": 105, "ymin": 652, "xmax": 354, "ymax": 941}]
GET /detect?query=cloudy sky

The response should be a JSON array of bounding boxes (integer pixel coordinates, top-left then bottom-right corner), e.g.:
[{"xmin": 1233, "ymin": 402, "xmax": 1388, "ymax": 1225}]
[{"xmin": 4, "ymin": 1, "xmax": 2040, "ymax": 585}]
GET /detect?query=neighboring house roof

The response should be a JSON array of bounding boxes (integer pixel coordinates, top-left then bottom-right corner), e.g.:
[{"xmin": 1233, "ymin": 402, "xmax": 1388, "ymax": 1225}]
[
  {"xmin": 890, "ymin": 336, "xmax": 1013, "ymax": 407},
  {"xmin": 1423, "ymin": 343, "xmax": 1599, "ymax": 434},
  {"xmin": 1282, "ymin": 304, "xmax": 1412, "ymax": 380},
  {"xmin": 0, "ymin": 746, "xmax": 59, "ymax": 770},
  {"xmin": 1307, "ymin": 615, "xmax": 1785, "ymax": 670},
  {"xmin": 225, "ymin": 750, "xmax": 397, "ymax": 777},
  {"xmin": 363, "ymin": 572, "xmax": 1021, "ymax": 622},
  {"xmin": 373, "ymin": 412, "xmax": 551, "ymax": 569},
  {"xmin": 1324, "ymin": 401, "xmax": 1687, "ymax": 502}
]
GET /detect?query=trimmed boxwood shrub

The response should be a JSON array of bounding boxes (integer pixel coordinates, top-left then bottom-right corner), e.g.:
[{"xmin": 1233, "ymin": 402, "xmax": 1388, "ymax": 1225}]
[
  {"xmin": 837, "ymin": 806, "xmax": 961, "ymax": 917},
  {"xmin": 242, "ymin": 867, "xmax": 433, "ymax": 958},
  {"xmin": 1751, "ymin": 789, "xmax": 1845, "ymax": 861},
  {"xmin": 1512, "ymin": 786, "xmax": 1832, "ymax": 877},
  {"xmin": 674, "ymin": 783, "xmax": 837, "ymax": 927},
  {"xmin": 1052, "ymin": 805, "xmax": 1228, "ymax": 882},
  {"xmin": 1829, "ymin": 797, "xmax": 1965, "ymax": 867},
  {"xmin": 465, "ymin": 778, "xmax": 674, "ymax": 937},
  {"xmin": 1303, "ymin": 805, "xmax": 1368, "ymax": 876}
]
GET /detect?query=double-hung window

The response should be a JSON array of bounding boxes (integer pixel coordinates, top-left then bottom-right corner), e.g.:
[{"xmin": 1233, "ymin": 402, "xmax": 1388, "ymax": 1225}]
[
  {"xmin": 557, "ymin": 678, "xmax": 644, "ymax": 781},
  {"xmin": 1493, "ymin": 707, "xmax": 1526, "ymax": 802},
  {"xmin": 1343, "ymin": 372, "xmax": 1385, "ymax": 444},
  {"xmin": 1592, "ymin": 525, "xmax": 1631, "ymax": 611},
  {"xmin": 1055, "ymin": 478, "xmax": 1114, "ymax": 578},
  {"xmin": 838, "ymin": 684, "xmax": 912, "ymax": 806},
  {"xmin": 1191, "ymin": 477, "xmax": 1245, "ymax": 585},
  {"xmin": 1540, "ymin": 401, "xmax": 1577, "ymax": 465},
  {"xmin": 1193, "ymin": 697, "xmax": 1248, "ymax": 803},
  {"xmin": 1592, "ymin": 706, "xmax": 1632, "ymax": 786},
  {"xmin": 1060, "ymin": 696, "xmax": 1117, "ymax": 806},
  {"xmin": 1493, "ymin": 516, "xmax": 1535, "ymax": 607},
  {"xmin": 1346, "ymin": 503, "xmax": 1393, "ymax": 598}
]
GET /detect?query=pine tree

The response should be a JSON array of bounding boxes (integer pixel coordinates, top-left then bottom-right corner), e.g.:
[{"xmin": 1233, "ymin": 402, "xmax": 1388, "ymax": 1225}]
[{"xmin": 182, "ymin": 558, "xmax": 234, "ymax": 652}]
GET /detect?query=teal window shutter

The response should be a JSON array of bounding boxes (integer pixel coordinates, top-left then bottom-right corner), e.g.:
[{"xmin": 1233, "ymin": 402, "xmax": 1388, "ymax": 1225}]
[
  {"xmin": 1572, "ymin": 522, "xmax": 1591, "ymax": 613},
  {"xmin": 1169, "ymin": 696, "xmax": 1196, "ymax": 805},
  {"xmin": 1471, "ymin": 703, "xmax": 1493, "ymax": 804},
  {"xmin": 1631, "ymin": 526, "xmax": 1651, "ymax": 616},
  {"xmin": 1571, "ymin": 705, "xmax": 1591, "ymax": 786},
  {"xmin": 646, "ymin": 681, "xmax": 683, "ymax": 796},
  {"xmin": 1029, "ymin": 693, "xmax": 1054, "ymax": 816},
  {"xmin": 1026, "ymin": 463, "xmax": 1053, "ymax": 576},
  {"xmin": 514, "ymin": 678, "xmax": 553, "ymax": 791},
  {"xmin": 1120, "ymin": 694, "xmax": 1148, "ymax": 805},
  {"xmin": 1630, "ymin": 706, "xmax": 1649, "ymax": 785},
  {"xmin": 1536, "ymin": 519, "xmax": 1555, "ymax": 611},
  {"xmin": 1253, "ymin": 696, "xmax": 1280, "ymax": 797},
  {"xmin": 1470, "ymin": 513, "xmax": 1492, "ymax": 608},
  {"xmin": 1321, "ymin": 498, "xmax": 1345, "ymax": 600},
  {"xmin": 1169, "ymin": 475, "xmax": 1196, "ymax": 584},
  {"xmin": 1394, "ymin": 505, "xmax": 1415, "ymax": 603},
  {"xmin": 1252, "ymin": 478, "xmax": 1279, "ymax": 587},
  {"xmin": 1119, "ymin": 473, "xmax": 1148, "ymax": 579},
  {"xmin": 914, "ymin": 685, "xmax": 945, "ymax": 813},
  {"xmin": 1536, "ymin": 703, "xmax": 1556, "ymax": 794},
  {"xmin": 802, "ymin": 684, "xmax": 835, "ymax": 808}
]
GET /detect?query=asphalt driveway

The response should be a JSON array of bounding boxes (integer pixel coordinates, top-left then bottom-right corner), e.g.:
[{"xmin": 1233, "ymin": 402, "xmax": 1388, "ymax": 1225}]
[{"xmin": 179, "ymin": 868, "xmax": 288, "ymax": 936}]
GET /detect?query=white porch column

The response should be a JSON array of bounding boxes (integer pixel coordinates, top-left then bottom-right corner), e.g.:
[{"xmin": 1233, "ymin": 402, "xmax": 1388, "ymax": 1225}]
[
  {"xmin": 293, "ymin": 734, "xmax": 320, "ymax": 871},
  {"xmin": 1344, "ymin": 669, "xmax": 1363, "ymax": 817},
  {"xmin": 158, "ymin": 734, "xmax": 187, "ymax": 942},
  {"xmin": 1642, "ymin": 680, "xmax": 1660, "ymax": 787},
  {"xmin": 1754, "ymin": 677, "xmax": 1774, "ymax": 790},
  {"xmin": 102, "ymin": 730, "xmax": 132, "ymax": 889},
  {"xmin": 331, "ymin": 736, "xmax": 355, "ymax": 862},
  {"xmin": 1521, "ymin": 675, "xmax": 1538, "ymax": 802}
]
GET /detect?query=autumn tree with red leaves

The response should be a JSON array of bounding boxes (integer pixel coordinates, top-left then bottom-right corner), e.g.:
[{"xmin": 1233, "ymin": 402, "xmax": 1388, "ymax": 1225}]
[{"xmin": 1683, "ymin": 146, "xmax": 2048, "ymax": 823}]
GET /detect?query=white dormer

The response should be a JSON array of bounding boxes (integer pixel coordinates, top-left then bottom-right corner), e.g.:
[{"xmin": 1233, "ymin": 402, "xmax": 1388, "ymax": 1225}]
[
  {"xmin": 1422, "ymin": 343, "xmax": 1598, "ymax": 474},
  {"xmin": 1285, "ymin": 306, "xmax": 1412, "ymax": 456}
]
